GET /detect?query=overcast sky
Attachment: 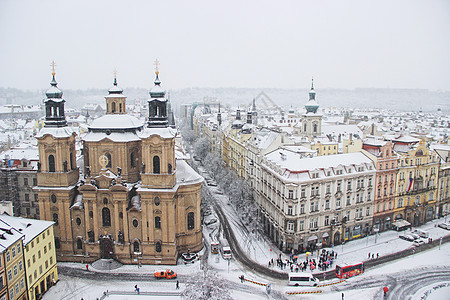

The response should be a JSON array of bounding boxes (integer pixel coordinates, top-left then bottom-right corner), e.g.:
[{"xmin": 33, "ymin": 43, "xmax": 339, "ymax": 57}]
[{"xmin": 0, "ymin": 0, "xmax": 449, "ymax": 91}]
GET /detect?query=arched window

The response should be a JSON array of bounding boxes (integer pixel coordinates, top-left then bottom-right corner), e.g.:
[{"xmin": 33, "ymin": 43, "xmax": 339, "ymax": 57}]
[
  {"xmin": 102, "ymin": 207, "xmax": 111, "ymax": 227},
  {"xmin": 52, "ymin": 213, "xmax": 58, "ymax": 225},
  {"xmin": 313, "ymin": 123, "xmax": 318, "ymax": 133},
  {"xmin": 112, "ymin": 102, "xmax": 116, "ymax": 113},
  {"xmin": 187, "ymin": 212, "xmax": 195, "ymax": 230},
  {"xmin": 130, "ymin": 152, "xmax": 136, "ymax": 168},
  {"xmin": 76, "ymin": 238, "xmax": 83, "ymax": 250},
  {"xmin": 155, "ymin": 241, "xmax": 162, "ymax": 253},
  {"xmin": 103, "ymin": 198, "xmax": 108, "ymax": 205},
  {"xmin": 304, "ymin": 123, "xmax": 307, "ymax": 132},
  {"xmin": 155, "ymin": 216, "xmax": 161, "ymax": 229},
  {"xmin": 76, "ymin": 217, "xmax": 81, "ymax": 226},
  {"xmin": 133, "ymin": 241, "xmax": 139, "ymax": 253},
  {"xmin": 153, "ymin": 156, "xmax": 160, "ymax": 174},
  {"xmin": 119, "ymin": 103, "xmax": 122, "ymax": 113},
  {"xmin": 168, "ymin": 163, "xmax": 172, "ymax": 174},
  {"xmin": 105, "ymin": 153, "xmax": 112, "ymax": 168},
  {"xmin": 51, "ymin": 194, "xmax": 57, "ymax": 203},
  {"xmin": 55, "ymin": 237, "xmax": 60, "ymax": 249},
  {"xmin": 48, "ymin": 155, "xmax": 55, "ymax": 172}
]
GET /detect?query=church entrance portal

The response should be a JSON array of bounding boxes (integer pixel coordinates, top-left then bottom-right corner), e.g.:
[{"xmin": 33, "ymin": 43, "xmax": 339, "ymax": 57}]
[{"xmin": 100, "ymin": 235, "xmax": 114, "ymax": 259}]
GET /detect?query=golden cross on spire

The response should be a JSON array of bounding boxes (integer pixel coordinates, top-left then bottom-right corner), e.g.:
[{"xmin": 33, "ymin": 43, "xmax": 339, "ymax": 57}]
[
  {"xmin": 154, "ymin": 59, "xmax": 160, "ymax": 75},
  {"xmin": 50, "ymin": 60, "xmax": 56, "ymax": 76}
]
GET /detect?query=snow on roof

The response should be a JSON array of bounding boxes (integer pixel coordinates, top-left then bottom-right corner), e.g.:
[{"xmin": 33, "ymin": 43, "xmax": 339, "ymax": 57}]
[
  {"xmin": 0, "ymin": 147, "xmax": 39, "ymax": 161},
  {"xmin": 71, "ymin": 194, "xmax": 83, "ymax": 209},
  {"xmin": 0, "ymin": 215, "xmax": 54, "ymax": 247},
  {"xmin": 393, "ymin": 135, "xmax": 421, "ymax": 143},
  {"xmin": 138, "ymin": 127, "xmax": 176, "ymax": 139},
  {"xmin": 322, "ymin": 124, "xmax": 363, "ymax": 137},
  {"xmin": 176, "ymin": 160, "xmax": 203, "ymax": 185},
  {"xmin": 264, "ymin": 150, "xmax": 373, "ymax": 180},
  {"xmin": 363, "ymin": 138, "xmax": 387, "ymax": 147},
  {"xmin": 0, "ymin": 220, "xmax": 23, "ymax": 251},
  {"xmin": 82, "ymin": 131, "xmax": 141, "ymax": 142},
  {"xmin": 35, "ymin": 126, "xmax": 74, "ymax": 138},
  {"xmin": 89, "ymin": 114, "xmax": 143, "ymax": 130}
]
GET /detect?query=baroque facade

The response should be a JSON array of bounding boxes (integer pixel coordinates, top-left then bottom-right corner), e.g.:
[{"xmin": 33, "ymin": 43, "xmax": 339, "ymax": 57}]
[{"xmin": 35, "ymin": 68, "xmax": 203, "ymax": 265}]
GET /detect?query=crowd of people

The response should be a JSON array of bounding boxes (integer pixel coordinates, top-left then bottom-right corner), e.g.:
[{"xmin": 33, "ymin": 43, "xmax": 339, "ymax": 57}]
[{"xmin": 269, "ymin": 249, "xmax": 338, "ymax": 272}]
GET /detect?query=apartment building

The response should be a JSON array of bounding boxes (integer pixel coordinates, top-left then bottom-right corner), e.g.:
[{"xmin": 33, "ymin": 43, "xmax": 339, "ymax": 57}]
[
  {"xmin": 362, "ymin": 140, "xmax": 399, "ymax": 232},
  {"xmin": 256, "ymin": 150, "xmax": 376, "ymax": 253},
  {"xmin": 0, "ymin": 219, "xmax": 26, "ymax": 300},
  {"xmin": 393, "ymin": 137, "xmax": 439, "ymax": 226},
  {"xmin": 0, "ymin": 216, "xmax": 57, "ymax": 300}
]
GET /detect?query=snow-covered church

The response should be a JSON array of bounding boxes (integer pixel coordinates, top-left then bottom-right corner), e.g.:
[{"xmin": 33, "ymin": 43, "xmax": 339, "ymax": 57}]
[{"xmin": 35, "ymin": 67, "xmax": 203, "ymax": 265}]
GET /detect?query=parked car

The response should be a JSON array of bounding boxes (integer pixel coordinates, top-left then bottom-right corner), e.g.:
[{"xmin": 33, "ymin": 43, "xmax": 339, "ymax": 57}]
[
  {"xmin": 154, "ymin": 269, "xmax": 177, "ymax": 279},
  {"xmin": 399, "ymin": 234, "xmax": 415, "ymax": 242},
  {"xmin": 222, "ymin": 246, "xmax": 232, "ymax": 259},
  {"xmin": 412, "ymin": 229, "xmax": 429, "ymax": 238},
  {"xmin": 410, "ymin": 233, "xmax": 421, "ymax": 240},
  {"xmin": 413, "ymin": 239, "xmax": 426, "ymax": 247},
  {"xmin": 438, "ymin": 222, "xmax": 450, "ymax": 230}
]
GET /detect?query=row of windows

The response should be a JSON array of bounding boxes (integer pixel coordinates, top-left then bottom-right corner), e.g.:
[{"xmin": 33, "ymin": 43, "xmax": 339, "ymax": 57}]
[
  {"xmin": 47, "ymin": 153, "xmax": 75, "ymax": 172},
  {"xmin": 23, "ymin": 177, "xmax": 38, "ymax": 186},
  {"xmin": 63, "ymin": 211, "xmax": 195, "ymax": 230},
  {"xmin": 28, "ymin": 256, "xmax": 53, "ymax": 285},
  {"xmin": 286, "ymin": 207, "xmax": 371, "ymax": 231},
  {"xmin": 5, "ymin": 243, "xmax": 22, "ymax": 264},
  {"xmin": 25, "ymin": 229, "xmax": 51, "ymax": 252},
  {"xmin": 7, "ymin": 277, "xmax": 25, "ymax": 300}
]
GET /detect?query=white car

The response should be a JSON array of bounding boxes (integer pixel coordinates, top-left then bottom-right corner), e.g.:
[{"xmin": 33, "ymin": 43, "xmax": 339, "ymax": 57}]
[
  {"xmin": 438, "ymin": 223, "xmax": 450, "ymax": 230},
  {"xmin": 413, "ymin": 239, "xmax": 425, "ymax": 247}
]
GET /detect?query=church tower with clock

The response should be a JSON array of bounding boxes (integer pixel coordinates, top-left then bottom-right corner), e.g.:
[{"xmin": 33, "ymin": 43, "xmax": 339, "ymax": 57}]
[{"xmin": 36, "ymin": 62, "xmax": 203, "ymax": 265}]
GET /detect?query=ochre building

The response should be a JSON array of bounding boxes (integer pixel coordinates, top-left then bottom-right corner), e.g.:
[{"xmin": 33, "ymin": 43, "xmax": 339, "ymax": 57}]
[{"xmin": 35, "ymin": 69, "xmax": 203, "ymax": 265}]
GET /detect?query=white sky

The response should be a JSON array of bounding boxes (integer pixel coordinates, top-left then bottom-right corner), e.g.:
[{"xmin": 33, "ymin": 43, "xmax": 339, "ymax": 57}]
[{"xmin": 1, "ymin": 0, "xmax": 449, "ymax": 91}]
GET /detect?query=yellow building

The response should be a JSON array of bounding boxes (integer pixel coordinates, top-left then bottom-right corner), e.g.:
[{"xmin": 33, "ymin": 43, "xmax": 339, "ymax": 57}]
[
  {"xmin": 311, "ymin": 141, "xmax": 338, "ymax": 156},
  {"xmin": 0, "ymin": 216, "xmax": 57, "ymax": 300},
  {"xmin": 0, "ymin": 218, "xmax": 27, "ymax": 300},
  {"xmin": 0, "ymin": 253, "xmax": 6, "ymax": 299},
  {"xmin": 394, "ymin": 138, "xmax": 439, "ymax": 226}
]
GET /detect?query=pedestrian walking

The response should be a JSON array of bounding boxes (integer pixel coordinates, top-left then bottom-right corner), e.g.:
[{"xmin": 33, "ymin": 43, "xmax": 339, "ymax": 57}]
[
  {"xmin": 342, "ymin": 292, "xmax": 344, "ymax": 300},
  {"xmin": 368, "ymin": 252, "xmax": 371, "ymax": 259},
  {"xmin": 377, "ymin": 253, "xmax": 379, "ymax": 259},
  {"xmin": 85, "ymin": 264, "xmax": 89, "ymax": 271},
  {"xmin": 137, "ymin": 287, "xmax": 140, "ymax": 294},
  {"xmin": 372, "ymin": 253, "xmax": 374, "ymax": 259},
  {"xmin": 135, "ymin": 285, "xmax": 138, "ymax": 292},
  {"xmin": 323, "ymin": 272, "xmax": 326, "ymax": 281},
  {"xmin": 176, "ymin": 280, "xmax": 179, "ymax": 289}
]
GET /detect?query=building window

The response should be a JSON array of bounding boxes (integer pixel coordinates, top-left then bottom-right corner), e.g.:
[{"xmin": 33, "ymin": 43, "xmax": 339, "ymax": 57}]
[
  {"xmin": 287, "ymin": 206, "xmax": 293, "ymax": 215},
  {"xmin": 325, "ymin": 215, "xmax": 330, "ymax": 226},
  {"xmin": 288, "ymin": 190, "xmax": 294, "ymax": 199},
  {"xmin": 168, "ymin": 163, "xmax": 172, "ymax": 174},
  {"xmin": 300, "ymin": 204, "xmax": 305, "ymax": 214},
  {"xmin": 153, "ymin": 156, "xmax": 160, "ymax": 174},
  {"xmin": 88, "ymin": 231, "xmax": 94, "ymax": 243},
  {"xmin": 287, "ymin": 222, "xmax": 294, "ymax": 232},
  {"xmin": 7, "ymin": 270, "xmax": 11, "ymax": 281},
  {"xmin": 24, "ymin": 178, "xmax": 28, "ymax": 186},
  {"xmin": 336, "ymin": 198, "xmax": 341, "ymax": 208},
  {"xmin": 133, "ymin": 219, "xmax": 139, "ymax": 228},
  {"xmin": 76, "ymin": 239, "xmax": 83, "ymax": 250},
  {"xmin": 48, "ymin": 155, "xmax": 55, "ymax": 172},
  {"xmin": 301, "ymin": 188, "xmax": 306, "ymax": 198},
  {"xmin": 13, "ymin": 265, "xmax": 17, "ymax": 276},
  {"xmin": 154, "ymin": 196, "xmax": 160, "ymax": 206},
  {"xmin": 105, "ymin": 153, "xmax": 112, "ymax": 168},
  {"xmin": 18, "ymin": 261, "xmax": 22, "ymax": 271},
  {"xmin": 156, "ymin": 241, "xmax": 162, "ymax": 253},
  {"xmin": 51, "ymin": 194, "xmax": 56, "ymax": 203},
  {"xmin": 155, "ymin": 216, "xmax": 161, "ymax": 229},
  {"xmin": 299, "ymin": 220, "xmax": 304, "ymax": 231},
  {"xmin": 12, "ymin": 247, "xmax": 15, "ymax": 258},
  {"xmin": 102, "ymin": 207, "xmax": 111, "ymax": 227},
  {"xmin": 53, "ymin": 213, "xmax": 58, "ymax": 225},
  {"xmin": 187, "ymin": 212, "xmax": 195, "ymax": 230},
  {"xmin": 325, "ymin": 199, "xmax": 330, "ymax": 209},
  {"xmin": 76, "ymin": 217, "xmax": 81, "ymax": 226},
  {"xmin": 133, "ymin": 241, "xmax": 139, "ymax": 253}
]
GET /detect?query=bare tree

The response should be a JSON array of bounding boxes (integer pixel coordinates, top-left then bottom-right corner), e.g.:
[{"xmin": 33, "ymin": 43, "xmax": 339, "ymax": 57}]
[{"xmin": 182, "ymin": 270, "xmax": 233, "ymax": 300}]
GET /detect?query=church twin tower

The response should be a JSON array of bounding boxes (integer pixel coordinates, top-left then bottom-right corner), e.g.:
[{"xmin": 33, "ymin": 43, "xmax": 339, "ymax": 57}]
[{"xmin": 35, "ymin": 64, "xmax": 203, "ymax": 265}]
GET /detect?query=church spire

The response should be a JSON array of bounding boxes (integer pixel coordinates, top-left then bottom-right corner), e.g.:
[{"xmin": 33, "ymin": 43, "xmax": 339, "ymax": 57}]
[
  {"xmin": 44, "ymin": 61, "xmax": 67, "ymax": 127},
  {"xmin": 309, "ymin": 77, "xmax": 316, "ymax": 100},
  {"xmin": 148, "ymin": 59, "xmax": 169, "ymax": 128}
]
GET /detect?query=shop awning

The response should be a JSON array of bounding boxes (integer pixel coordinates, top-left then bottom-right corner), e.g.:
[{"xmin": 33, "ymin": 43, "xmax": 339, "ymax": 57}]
[
  {"xmin": 392, "ymin": 219, "xmax": 411, "ymax": 229},
  {"xmin": 308, "ymin": 235, "xmax": 318, "ymax": 241},
  {"xmin": 322, "ymin": 232, "xmax": 329, "ymax": 238}
]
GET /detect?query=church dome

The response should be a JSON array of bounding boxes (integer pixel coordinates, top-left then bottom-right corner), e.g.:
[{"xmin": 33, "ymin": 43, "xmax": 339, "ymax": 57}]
[
  {"xmin": 45, "ymin": 75, "xmax": 63, "ymax": 99},
  {"xmin": 305, "ymin": 99, "xmax": 319, "ymax": 113}
]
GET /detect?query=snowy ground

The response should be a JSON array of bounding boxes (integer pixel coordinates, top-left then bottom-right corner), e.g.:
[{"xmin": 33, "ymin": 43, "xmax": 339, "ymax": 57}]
[{"xmin": 42, "ymin": 175, "xmax": 450, "ymax": 299}]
